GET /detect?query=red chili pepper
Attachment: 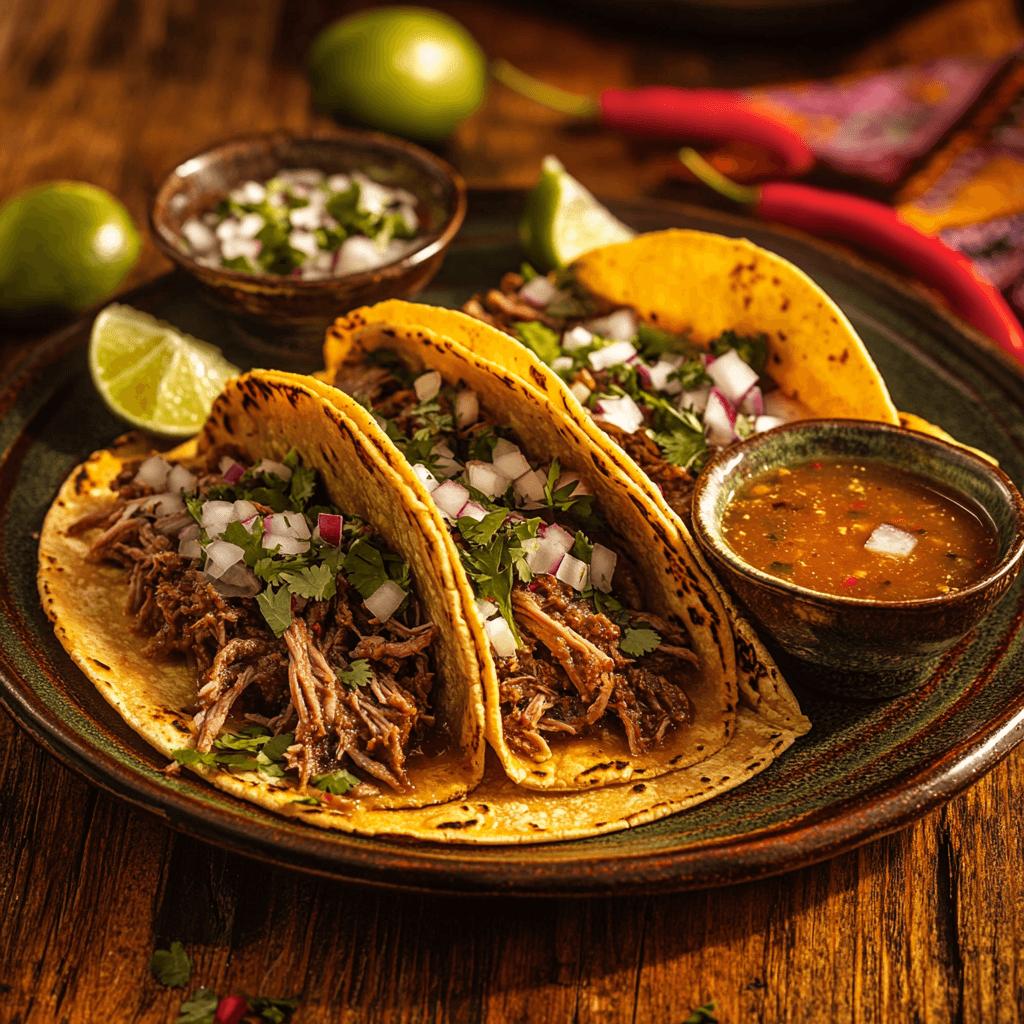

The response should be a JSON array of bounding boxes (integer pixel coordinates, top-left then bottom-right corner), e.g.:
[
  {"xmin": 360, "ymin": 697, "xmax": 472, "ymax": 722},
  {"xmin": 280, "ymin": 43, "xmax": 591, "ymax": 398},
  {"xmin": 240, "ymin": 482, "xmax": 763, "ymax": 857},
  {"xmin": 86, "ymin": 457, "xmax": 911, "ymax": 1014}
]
[
  {"xmin": 843, "ymin": 576, "xmax": 858, "ymax": 586},
  {"xmin": 214, "ymin": 995, "xmax": 248, "ymax": 1024},
  {"xmin": 491, "ymin": 60, "xmax": 813, "ymax": 176},
  {"xmin": 680, "ymin": 149, "xmax": 1024, "ymax": 368}
]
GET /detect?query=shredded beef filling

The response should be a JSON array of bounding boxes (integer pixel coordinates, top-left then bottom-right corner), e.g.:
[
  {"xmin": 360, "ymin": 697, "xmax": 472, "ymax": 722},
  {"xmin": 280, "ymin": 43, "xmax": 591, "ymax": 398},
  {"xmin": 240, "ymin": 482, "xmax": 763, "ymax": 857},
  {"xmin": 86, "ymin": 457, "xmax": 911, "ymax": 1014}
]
[
  {"xmin": 461, "ymin": 273, "xmax": 696, "ymax": 518},
  {"xmin": 76, "ymin": 469, "xmax": 437, "ymax": 792},
  {"xmin": 497, "ymin": 576, "xmax": 696, "ymax": 761}
]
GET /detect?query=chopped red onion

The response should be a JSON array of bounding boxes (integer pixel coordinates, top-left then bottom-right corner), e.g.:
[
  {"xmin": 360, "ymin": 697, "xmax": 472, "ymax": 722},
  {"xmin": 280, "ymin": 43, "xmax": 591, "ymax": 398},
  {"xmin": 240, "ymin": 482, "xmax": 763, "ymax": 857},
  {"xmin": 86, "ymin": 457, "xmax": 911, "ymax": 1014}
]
[
  {"xmin": 865, "ymin": 523, "xmax": 919, "ymax": 557},
  {"xmin": 220, "ymin": 458, "xmax": 245, "ymax": 484},
  {"xmin": 484, "ymin": 614, "xmax": 519, "ymax": 658},
  {"xmin": 594, "ymin": 394, "xmax": 645, "ymax": 433},
  {"xmin": 706, "ymin": 349, "xmax": 759, "ymax": 405},
  {"xmin": 411, "ymin": 464, "xmax": 440, "ymax": 494},
  {"xmin": 135, "ymin": 456, "xmax": 171, "ymax": 491},
  {"xmin": 414, "ymin": 370, "xmax": 442, "ymax": 402},
  {"xmin": 740, "ymin": 385, "xmax": 764, "ymax": 417},
  {"xmin": 466, "ymin": 460, "xmax": 510, "ymax": 499},
  {"xmin": 704, "ymin": 388, "xmax": 738, "ymax": 448},
  {"xmin": 562, "ymin": 326, "xmax": 594, "ymax": 351},
  {"xmin": 455, "ymin": 389, "xmax": 479, "ymax": 428},
  {"xmin": 318, "ymin": 512, "xmax": 343, "ymax": 546},
  {"xmin": 459, "ymin": 501, "xmax": 489, "ymax": 522},
  {"xmin": 555, "ymin": 552, "xmax": 590, "ymax": 591},
  {"xmin": 591, "ymin": 544, "xmax": 617, "ymax": 592},
  {"xmin": 588, "ymin": 340, "xmax": 637, "ymax": 372},
  {"xmin": 519, "ymin": 275, "xmax": 561, "ymax": 308},
  {"xmin": 584, "ymin": 308, "xmax": 638, "ymax": 341},
  {"xmin": 431, "ymin": 480, "xmax": 469, "ymax": 518},
  {"xmin": 364, "ymin": 579, "xmax": 406, "ymax": 622},
  {"xmin": 491, "ymin": 440, "xmax": 532, "ymax": 482}
]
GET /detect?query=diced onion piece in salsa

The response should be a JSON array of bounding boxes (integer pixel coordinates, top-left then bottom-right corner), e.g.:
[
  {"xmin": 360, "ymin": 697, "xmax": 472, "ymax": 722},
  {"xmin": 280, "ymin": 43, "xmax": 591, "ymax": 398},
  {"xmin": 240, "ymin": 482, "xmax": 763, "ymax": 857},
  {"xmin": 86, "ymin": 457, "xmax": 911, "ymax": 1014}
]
[
  {"xmin": 707, "ymin": 349, "xmax": 759, "ymax": 406},
  {"xmin": 864, "ymin": 523, "xmax": 919, "ymax": 557},
  {"xmin": 466, "ymin": 460, "xmax": 509, "ymax": 499},
  {"xmin": 459, "ymin": 501, "xmax": 489, "ymax": 522},
  {"xmin": 513, "ymin": 468, "xmax": 546, "ymax": 508},
  {"xmin": 542, "ymin": 523, "xmax": 575, "ymax": 552},
  {"xmin": 492, "ymin": 440, "xmax": 532, "ymax": 482}
]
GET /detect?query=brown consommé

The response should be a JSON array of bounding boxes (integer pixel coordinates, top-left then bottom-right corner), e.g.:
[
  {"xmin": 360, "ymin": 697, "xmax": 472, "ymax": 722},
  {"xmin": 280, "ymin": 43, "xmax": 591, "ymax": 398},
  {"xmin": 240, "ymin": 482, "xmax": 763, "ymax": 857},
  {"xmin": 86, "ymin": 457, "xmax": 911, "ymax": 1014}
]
[{"xmin": 721, "ymin": 458, "xmax": 999, "ymax": 600}]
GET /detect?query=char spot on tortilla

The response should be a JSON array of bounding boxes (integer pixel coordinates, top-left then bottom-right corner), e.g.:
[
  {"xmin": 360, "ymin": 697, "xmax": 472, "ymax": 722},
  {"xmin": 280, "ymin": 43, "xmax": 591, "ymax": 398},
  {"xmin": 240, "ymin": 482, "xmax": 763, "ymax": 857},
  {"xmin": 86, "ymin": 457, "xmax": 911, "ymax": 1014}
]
[
  {"xmin": 580, "ymin": 761, "xmax": 613, "ymax": 775},
  {"xmin": 532, "ymin": 770, "xmax": 546, "ymax": 776},
  {"xmin": 90, "ymin": 658, "xmax": 111, "ymax": 671},
  {"xmin": 781, "ymin": 298, "xmax": 790, "ymax": 312},
  {"xmin": 529, "ymin": 366, "xmax": 547, "ymax": 389},
  {"xmin": 614, "ymin": 760, "xmax": 628, "ymax": 769},
  {"xmin": 632, "ymin": 783, "xmax": 646, "ymax": 793},
  {"xmin": 687, "ymin": 607, "xmax": 705, "ymax": 626},
  {"xmin": 73, "ymin": 467, "xmax": 90, "ymax": 494},
  {"xmin": 382, "ymin": 328, "xmax": 396, "ymax": 337},
  {"xmin": 171, "ymin": 720, "xmax": 190, "ymax": 734},
  {"xmin": 746, "ymin": 761, "xmax": 763, "ymax": 771},
  {"xmin": 669, "ymin": 753, "xmax": 684, "ymax": 765},
  {"xmin": 436, "ymin": 819, "xmax": 477, "ymax": 829},
  {"xmin": 743, "ymin": 296, "xmax": 752, "ymax": 310},
  {"xmin": 241, "ymin": 393, "xmax": 259, "ymax": 412},
  {"xmin": 700, "ymin": 776, "xmax": 711, "ymax": 783}
]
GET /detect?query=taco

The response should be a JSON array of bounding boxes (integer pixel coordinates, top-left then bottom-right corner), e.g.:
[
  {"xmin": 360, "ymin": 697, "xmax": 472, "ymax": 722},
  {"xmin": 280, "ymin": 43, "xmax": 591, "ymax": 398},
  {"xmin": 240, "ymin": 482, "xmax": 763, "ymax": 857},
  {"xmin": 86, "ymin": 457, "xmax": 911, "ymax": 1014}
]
[
  {"xmin": 320, "ymin": 305, "xmax": 773, "ymax": 792},
  {"xmin": 38, "ymin": 371, "xmax": 489, "ymax": 831}
]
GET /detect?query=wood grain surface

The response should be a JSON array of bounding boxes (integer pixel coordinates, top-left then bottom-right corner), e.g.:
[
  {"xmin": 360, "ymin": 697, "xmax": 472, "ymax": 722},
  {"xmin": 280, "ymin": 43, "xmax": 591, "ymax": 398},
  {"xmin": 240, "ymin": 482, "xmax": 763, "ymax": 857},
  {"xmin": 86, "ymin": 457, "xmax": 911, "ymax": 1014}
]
[{"xmin": 3, "ymin": 1, "xmax": 1024, "ymax": 1021}]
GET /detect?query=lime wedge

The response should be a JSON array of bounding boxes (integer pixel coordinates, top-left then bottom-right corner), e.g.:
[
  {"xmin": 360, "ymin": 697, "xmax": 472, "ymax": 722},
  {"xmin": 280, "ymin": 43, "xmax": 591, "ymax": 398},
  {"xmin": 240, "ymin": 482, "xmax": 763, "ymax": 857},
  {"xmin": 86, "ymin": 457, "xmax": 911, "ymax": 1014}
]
[
  {"xmin": 519, "ymin": 155, "xmax": 635, "ymax": 272},
  {"xmin": 89, "ymin": 304, "xmax": 239, "ymax": 437}
]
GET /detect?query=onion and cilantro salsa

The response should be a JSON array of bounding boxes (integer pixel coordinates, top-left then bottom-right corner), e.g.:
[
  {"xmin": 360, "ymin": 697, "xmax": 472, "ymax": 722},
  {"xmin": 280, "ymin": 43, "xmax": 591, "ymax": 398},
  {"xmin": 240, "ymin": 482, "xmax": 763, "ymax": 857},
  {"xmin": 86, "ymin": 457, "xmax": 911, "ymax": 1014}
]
[
  {"xmin": 721, "ymin": 458, "xmax": 1000, "ymax": 600},
  {"xmin": 178, "ymin": 167, "xmax": 425, "ymax": 280},
  {"xmin": 69, "ymin": 447, "xmax": 439, "ymax": 800},
  {"xmin": 462, "ymin": 268, "xmax": 810, "ymax": 516},
  {"xmin": 336, "ymin": 351, "xmax": 700, "ymax": 763}
]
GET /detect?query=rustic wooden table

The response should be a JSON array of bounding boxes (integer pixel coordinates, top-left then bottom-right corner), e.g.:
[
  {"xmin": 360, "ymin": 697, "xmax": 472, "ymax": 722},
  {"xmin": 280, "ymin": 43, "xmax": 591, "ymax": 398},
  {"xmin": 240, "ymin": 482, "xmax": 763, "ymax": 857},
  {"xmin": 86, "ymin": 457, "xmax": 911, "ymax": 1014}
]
[{"xmin": 3, "ymin": 1, "xmax": 1024, "ymax": 1020}]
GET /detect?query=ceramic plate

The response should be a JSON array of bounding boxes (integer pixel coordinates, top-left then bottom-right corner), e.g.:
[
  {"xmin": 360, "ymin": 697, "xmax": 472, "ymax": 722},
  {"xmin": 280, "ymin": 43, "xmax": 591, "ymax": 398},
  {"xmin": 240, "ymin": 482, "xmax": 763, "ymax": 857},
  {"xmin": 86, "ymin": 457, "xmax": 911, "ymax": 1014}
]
[{"xmin": 3, "ymin": 191, "xmax": 1024, "ymax": 896}]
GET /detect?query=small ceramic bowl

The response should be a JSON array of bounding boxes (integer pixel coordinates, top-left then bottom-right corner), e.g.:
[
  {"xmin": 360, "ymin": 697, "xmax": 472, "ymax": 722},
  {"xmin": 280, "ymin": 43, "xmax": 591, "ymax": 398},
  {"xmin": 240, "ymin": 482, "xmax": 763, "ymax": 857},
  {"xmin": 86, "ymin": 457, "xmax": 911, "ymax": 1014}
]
[
  {"xmin": 149, "ymin": 129, "xmax": 467, "ymax": 368},
  {"xmin": 692, "ymin": 420, "xmax": 1024, "ymax": 698}
]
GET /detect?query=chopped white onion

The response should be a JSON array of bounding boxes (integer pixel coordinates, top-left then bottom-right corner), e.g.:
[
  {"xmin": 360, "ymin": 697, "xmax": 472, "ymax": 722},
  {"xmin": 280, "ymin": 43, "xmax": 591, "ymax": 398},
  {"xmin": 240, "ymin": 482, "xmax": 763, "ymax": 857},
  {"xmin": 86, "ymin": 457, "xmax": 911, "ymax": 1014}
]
[
  {"xmin": 204, "ymin": 540, "xmax": 245, "ymax": 580},
  {"xmin": 678, "ymin": 383, "xmax": 712, "ymax": 413},
  {"xmin": 266, "ymin": 511, "xmax": 310, "ymax": 539},
  {"xmin": 588, "ymin": 340, "xmax": 638, "ymax": 372},
  {"xmin": 551, "ymin": 356, "xmax": 574, "ymax": 373},
  {"xmin": 763, "ymin": 389, "xmax": 811, "ymax": 422},
  {"xmin": 466, "ymin": 460, "xmax": 509, "ymax": 499},
  {"xmin": 474, "ymin": 597, "xmax": 500, "ymax": 621},
  {"xmin": 754, "ymin": 415, "xmax": 785, "ymax": 433},
  {"xmin": 569, "ymin": 381, "xmax": 592, "ymax": 404},
  {"xmin": 200, "ymin": 499, "xmax": 237, "ymax": 538},
  {"xmin": 210, "ymin": 562, "xmax": 261, "ymax": 599},
  {"xmin": 181, "ymin": 218, "xmax": 217, "ymax": 254},
  {"xmin": 459, "ymin": 501, "xmax": 489, "ymax": 522},
  {"xmin": 513, "ymin": 468, "xmax": 546, "ymax": 508},
  {"xmin": 485, "ymin": 614, "xmax": 519, "ymax": 658},
  {"xmin": 263, "ymin": 535, "xmax": 310, "ymax": 556},
  {"xmin": 594, "ymin": 394, "xmax": 645, "ymax": 433},
  {"xmin": 233, "ymin": 499, "xmax": 258, "ymax": 522},
  {"xmin": 706, "ymin": 349, "xmax": 759, "ymax": 405},
  {"xmin": 554, "ymin": 470, "xmax": 591, "ymax": 497},
  {"xmin": 591, "ymin": 544, "xmax": 617, "ymax": 593},
  {"xmin": 555, "ymin": 552, "xmax": 591, "ymax": 591},
  {"xmin": 414, "ymin": 371, "xmax": 442, "ymax": 402},
  {"xmin": 179, "ymin": 536, "xmax": 202, "ymax": 559},
  {"xmin": 135, "ymin": 456, "xmax": 171, "ymax": 491},
  {"xmin": 563, "ymin": 325, "xmax": 593, "ymax": 351},
  {"xmin": 430, "ymin": 443, "xmax": 460, "ymax": 479},
  {"xmin": 364, "ymin": 579, "xmax": 406, "ymax": 622},
  {"xmin": 492, "ymin": 440, "xmax": 533, "ymax": 482},
  {"xmin": 253, "ymin": 458, "xmax": 292, "ymax": 482},
  {"xmin": 704, "ymin": 388, "xmax": 738, "ymax": 448},
  {"xmin": 411, "ymin": 464, "xmax": 440, "ymax": 494},
  {"xmin": 167, "ymin": 464, "xmax": 197, "ymax": 495},
  {"xmin": 336, "ymin": 235, "xmax": 390, "ymax": 274},
  {"xmin": 455, "ymin": 389, "xmax": 479, "ymax": 427},
  {"xmin": 585, "ymin": 308, "xmax": 639, "ymax": 341},
  {"xmin": 431, "ymin": 480, "xmax": 469, "ymax": 518},
  {"xmin": 522, "ymin": 536, "xmax": 564, "ymax": 575},
  {"xmin": 142, "ymin": 492, "xmax": 186, "ymax": 518},
  {"xmin": 237, "ymin": 212, "xmax": 265, "ymax": 239},
  {"xmin": 230, "ymin": 180, "xmax": 267, "ymax": 204},
  {"xmin": 542, "ymin": 523, "xmax": 575, "ymax": 552},
  {"xmin": 865, "ymin": 523, "xmax": 919, "ymax": 557},
  {"xmin": 647, "ymin": 356, "xmax": 682, "ymax": 394},
  {"xmin": 519, "ymin": 275, "xmax": 561, "ymax": 308},
  {"xmin": 221, "ymin": 237, "xmax": 260, "ymax": 262}
]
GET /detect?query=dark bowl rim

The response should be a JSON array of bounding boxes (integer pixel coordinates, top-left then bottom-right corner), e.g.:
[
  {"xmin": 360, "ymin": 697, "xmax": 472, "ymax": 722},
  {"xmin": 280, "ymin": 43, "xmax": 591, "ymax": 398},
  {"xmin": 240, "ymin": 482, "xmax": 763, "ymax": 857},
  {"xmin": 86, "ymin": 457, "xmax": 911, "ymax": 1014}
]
[
  {"xmin": 147, "ymin": 127, "xmax": 468, "ymax": 291},
  {"xmin": 691, "ymin": 418, "xmax": 1024, "ymax": 611}
]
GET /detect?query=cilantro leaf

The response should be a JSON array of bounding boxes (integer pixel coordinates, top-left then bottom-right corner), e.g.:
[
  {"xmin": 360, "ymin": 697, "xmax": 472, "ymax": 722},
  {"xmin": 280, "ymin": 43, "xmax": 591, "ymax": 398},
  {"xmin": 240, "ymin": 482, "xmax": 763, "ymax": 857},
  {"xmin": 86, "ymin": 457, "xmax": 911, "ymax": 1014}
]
[
  {"xmin": 172, "ymin": 748, "xmax": 219, "ymax": 770},
  {"xmin": 185, "ymin": 494, "xmax": 205, "ymax": 526},
  {"xmin": 635, "ymin": 322, "xmax": 685, "ymax": 360},
  {"xmin": 620, "ymin": 626, "xmax": 662, "ymax": 658},
  {"xmin": 515, "ymin": 321, "xmax": 562, "ymax": 364},
  {"xmin": 280, "ymin": 563, "xmax": 337, "ymax": 601},
  {"xmin": 260, "ymin": 733, "xmax": 293, "ymax": 762},
  {"xmin": 247, "ymin": 994, "xmax": 300, "ymax": 1023},
  {"xmin": 220, "ymin": 518, "xmax": 266, "ymax": 567},
  {"xmin": 681, "ymin": 1003, "xmax": 719, "ymax": 1024},
  {"xmin": 457, "ymin": 509, "xmax": 507, "ymax": 548},
  {"xmin": 650, "ymin": 428, "xmax": 708, "ymax": 472},
  {"xmin": 343, "ymin": 537, "xmax": 389, "ymax": 599},
  {"xmin": 467, "ymin": 428, "xmax": 500, "ymax": 462},
  {"xmin": 338, "ymin": 659, "xmax": 373, "ymax": 688},
  {"xmin": 570, "ymin": 530, "xmax": 593, "ymax": 562},
  {"xmin": 256, "ymin": 586, "xmax": 292, "ymax": 637},
  {"xmin": 313, "ymin": 770, "xmax": 361, "ymax": 795},
  {"xmin": 288, "ymin": 464, "xmax": 316, "ymax": 510},
  {"xmin": 669, "ymin": 359, "xmax": 712, "ymax": 391},
  {"xmin": 520, "ymin": 262, "xmax": 538, "ymax": 282},
  {"xmin": 174, "ymin": 988, "xmax": 219, "ymax": 1024},
  {"xmin": 149, "ymin": 942, "xmax": 192, "ymax": 988}
]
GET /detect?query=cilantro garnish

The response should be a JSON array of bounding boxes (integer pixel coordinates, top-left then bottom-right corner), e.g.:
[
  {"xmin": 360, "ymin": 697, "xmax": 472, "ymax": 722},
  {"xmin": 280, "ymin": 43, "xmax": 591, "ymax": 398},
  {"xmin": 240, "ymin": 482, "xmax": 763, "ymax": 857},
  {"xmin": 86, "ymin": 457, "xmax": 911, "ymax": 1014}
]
[
  {"xmin": 338, "ymin": 659, "xmax": 372, "ymax": 688},
  {"xmin": 279, "ymin": 563, "xmax": 337, "ymax": 601},
  {"xmin": 634, "ymin": 322, "xmax": 685, "ymax": 359},
  {"xmin": 220, "ymin": 518, "xmax": 266, "ymax": 567},
  {"xmin": 457, "ymin": 509, "xmax": 507, "ymax": 548},
  {"xmin": 669, "ymin": 359, "xmax": 712, "ymax": 391},
  {"xmin": 247, "ymin": 995, "xmax": 301, "ymax": 1023},
  {"xmin": 515, "ymin": 321, "xmax": 562, "ymax": 364},
  {"xmin": 619, "ymin": 625, "xmax": 662, "ymax": 658},
  {"xmin": 650, "ymin": 427, "xmax": 708, "ymax": 472},
  {"xmin": 313, "ymin": 770, "xmax": 361, "ymax": 795},
  {"xmin": 570, "ymin": 530, "xmax": 593, "ymax": 562},
  {"xmin": 288, "ymin": 463, "xmax": 316, "ymax": 510},
  {"xmin": 467, "ymin": 428, "xmax": 500, "ymax": 462},
  {"xmin": 173, "ymin": 727, "xmax": 294, "ymax": 780},
  {"xmin": 256, "ymin": 585, "xmax": 292, "ymax": 637},
  {"xmin": 149, "ymin": 942, "xmax": 192, "ymax": 988},
  {"xmin": 520, "ymin": 261, "xmax": 538, "ymax": 281},
  {"xmin": 343, "ymin": 537, "xmax": 409, "ymax": 601},
  {"xmin": 174, "ymin": 988, "xmax": 219, "ymax": 1024}
]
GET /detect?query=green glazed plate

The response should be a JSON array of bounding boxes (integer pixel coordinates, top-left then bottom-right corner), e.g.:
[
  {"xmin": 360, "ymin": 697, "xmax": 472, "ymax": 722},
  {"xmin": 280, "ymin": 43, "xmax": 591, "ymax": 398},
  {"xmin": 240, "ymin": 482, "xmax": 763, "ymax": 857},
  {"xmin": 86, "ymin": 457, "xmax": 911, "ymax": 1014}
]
[{"xmin": 3, "ymin": 191, "xmax": 1024, "ymax": 896}]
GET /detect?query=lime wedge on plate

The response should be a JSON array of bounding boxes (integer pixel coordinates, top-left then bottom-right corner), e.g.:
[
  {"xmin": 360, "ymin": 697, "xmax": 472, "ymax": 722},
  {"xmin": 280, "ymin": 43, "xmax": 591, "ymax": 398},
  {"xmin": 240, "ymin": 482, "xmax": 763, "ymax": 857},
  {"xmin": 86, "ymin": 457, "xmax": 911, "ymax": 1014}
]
[
  {"xmin": 519, "ymin": 155, "xmax": 635, "ymax": 272},
  {"xmin": 89, "ymin": 303, "xmax": 239, "ymax": 437}
]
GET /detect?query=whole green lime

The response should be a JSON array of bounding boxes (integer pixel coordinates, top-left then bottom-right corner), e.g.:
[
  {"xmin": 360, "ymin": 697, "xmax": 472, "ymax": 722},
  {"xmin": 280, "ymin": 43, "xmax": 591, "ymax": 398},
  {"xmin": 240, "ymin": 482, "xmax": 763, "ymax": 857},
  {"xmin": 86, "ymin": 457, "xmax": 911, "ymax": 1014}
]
[
  {"xmin": 308, "ymin": 7, "xmax": 487, "ymax": 143},
  {"xmin": 0, "ymin": 182, "xmax": 140, "ymax": 314}
]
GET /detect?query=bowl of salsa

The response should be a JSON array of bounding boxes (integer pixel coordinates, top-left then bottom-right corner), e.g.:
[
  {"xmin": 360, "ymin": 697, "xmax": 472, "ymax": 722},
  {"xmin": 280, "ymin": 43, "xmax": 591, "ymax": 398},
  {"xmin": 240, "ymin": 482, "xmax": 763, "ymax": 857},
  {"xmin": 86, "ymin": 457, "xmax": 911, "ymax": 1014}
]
[{"xmin": 691, "ymin": 420, "xmax": 1024, "ymax": 697}]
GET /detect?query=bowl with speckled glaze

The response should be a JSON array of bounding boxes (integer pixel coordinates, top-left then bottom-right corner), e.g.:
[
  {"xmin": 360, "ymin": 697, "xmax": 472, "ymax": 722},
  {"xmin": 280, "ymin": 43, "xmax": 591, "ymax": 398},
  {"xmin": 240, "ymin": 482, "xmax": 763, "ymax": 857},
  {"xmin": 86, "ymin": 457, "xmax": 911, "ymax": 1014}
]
[
  {"xmin": 692, "ymin": 420, "xmax": 1024, "ymax": 698},
  {"xmin": 149, "ymin": 129, "xmax": 466, "ymax": 369}
]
